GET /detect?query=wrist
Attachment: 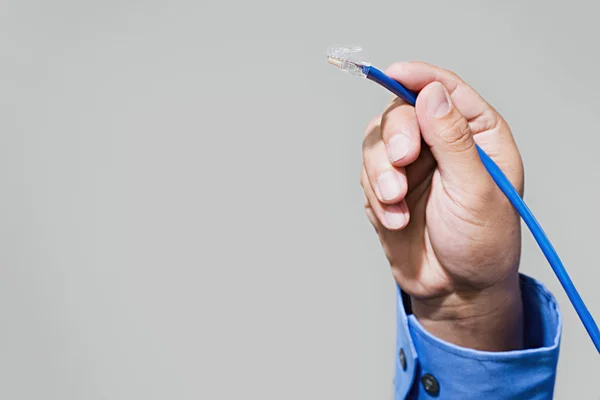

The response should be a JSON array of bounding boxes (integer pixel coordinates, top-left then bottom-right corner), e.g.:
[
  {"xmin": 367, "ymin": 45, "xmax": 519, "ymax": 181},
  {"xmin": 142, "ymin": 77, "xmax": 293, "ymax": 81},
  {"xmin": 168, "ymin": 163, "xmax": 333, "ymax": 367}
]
[{"xmin": 410, "ymin": 273, "xmax": 524, "ymax": 351}]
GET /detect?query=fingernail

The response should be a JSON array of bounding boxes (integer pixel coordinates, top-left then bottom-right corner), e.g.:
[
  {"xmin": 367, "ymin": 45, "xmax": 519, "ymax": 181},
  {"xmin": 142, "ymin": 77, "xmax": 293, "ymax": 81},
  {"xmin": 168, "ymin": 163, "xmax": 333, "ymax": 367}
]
[
  {"xmin": 387, "ymin": 134, "xmax": 412, "ymax": 162},
  {"xmin": 384, "ymin": 207, "xmax": 405, "ymax": 229},
  {"xmin": 426, "ymin": 82, "xmax": 451, "ymax": 118},
  {"xmin": 376, "ymin": 171, "xmax": 401, "ymax": 201}
]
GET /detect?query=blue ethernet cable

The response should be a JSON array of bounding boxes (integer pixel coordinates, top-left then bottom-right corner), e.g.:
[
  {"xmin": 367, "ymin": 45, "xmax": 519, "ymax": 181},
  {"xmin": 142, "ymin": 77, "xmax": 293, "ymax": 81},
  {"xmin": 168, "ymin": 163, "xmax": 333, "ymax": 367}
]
[{"xmin": 327, "ymin": 46, "xmax": 600, "ymax": 353}]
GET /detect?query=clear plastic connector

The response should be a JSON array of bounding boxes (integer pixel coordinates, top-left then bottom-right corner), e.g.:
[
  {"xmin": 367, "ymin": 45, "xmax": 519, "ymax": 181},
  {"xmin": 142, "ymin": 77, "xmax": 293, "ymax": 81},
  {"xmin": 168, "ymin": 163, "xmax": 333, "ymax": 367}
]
[{"xmin": 326, "ymin": 46, "xmax": 370, "ymax": 77}]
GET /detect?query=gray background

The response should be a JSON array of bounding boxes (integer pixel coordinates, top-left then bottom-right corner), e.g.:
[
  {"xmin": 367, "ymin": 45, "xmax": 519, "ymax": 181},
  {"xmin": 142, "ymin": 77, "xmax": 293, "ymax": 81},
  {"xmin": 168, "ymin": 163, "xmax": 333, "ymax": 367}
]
[{"xmin": 1, "ymin": 0, "xmax": 598, "ymax": 399}]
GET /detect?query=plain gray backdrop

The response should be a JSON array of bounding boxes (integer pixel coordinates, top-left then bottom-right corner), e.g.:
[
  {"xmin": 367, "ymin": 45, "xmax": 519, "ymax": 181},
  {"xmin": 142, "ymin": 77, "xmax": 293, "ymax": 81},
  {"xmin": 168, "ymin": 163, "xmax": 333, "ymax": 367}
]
[{"xmin": 1, "ymin": 0, "xmax": 599, "ymax": 398}]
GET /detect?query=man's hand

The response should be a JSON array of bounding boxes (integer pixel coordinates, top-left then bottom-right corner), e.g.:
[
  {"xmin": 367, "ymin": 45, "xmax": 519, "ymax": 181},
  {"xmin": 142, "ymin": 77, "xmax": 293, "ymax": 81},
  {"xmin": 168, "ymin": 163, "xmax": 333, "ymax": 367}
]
[{"xmin": 361, "ymin": 62, "xmax": 525, "ymax": 351}]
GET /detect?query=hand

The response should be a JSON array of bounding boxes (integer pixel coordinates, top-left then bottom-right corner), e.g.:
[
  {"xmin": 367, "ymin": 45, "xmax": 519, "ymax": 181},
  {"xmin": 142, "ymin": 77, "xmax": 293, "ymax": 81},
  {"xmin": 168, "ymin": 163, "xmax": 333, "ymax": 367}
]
[{"xmin": 361, "ymin": 62, "xmax": 524, "ymax": 351}]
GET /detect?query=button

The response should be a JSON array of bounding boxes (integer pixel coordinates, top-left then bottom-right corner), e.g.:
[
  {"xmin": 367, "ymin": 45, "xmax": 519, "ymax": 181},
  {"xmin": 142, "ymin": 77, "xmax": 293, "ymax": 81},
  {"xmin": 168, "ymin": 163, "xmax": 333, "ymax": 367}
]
[
  {"xmin": 399, "ymin": 348, "xmax": 407, "ymax": 370},
  {"xmin": 421, "ymin": 374, "xmax": 439, "ymax": 396}
]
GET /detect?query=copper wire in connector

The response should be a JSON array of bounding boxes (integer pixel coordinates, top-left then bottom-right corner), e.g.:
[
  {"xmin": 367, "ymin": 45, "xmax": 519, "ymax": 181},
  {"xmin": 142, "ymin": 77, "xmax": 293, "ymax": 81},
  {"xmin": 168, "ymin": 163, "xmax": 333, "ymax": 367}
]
[{"xmin": 326, "ymin": 56, "xmax": 345, "ymax": 69}]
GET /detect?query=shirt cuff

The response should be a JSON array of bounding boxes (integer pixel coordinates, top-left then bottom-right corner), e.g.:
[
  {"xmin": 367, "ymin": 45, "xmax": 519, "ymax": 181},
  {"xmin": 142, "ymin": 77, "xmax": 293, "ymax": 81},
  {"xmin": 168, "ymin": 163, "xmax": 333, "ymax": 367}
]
[{"xmin": 394, "ymin": 274, "xmax": 562, "ymax": 400}]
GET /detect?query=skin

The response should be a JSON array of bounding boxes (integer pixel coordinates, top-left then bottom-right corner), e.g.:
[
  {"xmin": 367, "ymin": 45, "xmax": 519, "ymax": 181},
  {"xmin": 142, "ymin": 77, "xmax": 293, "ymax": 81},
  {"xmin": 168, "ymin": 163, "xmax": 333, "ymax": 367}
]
[{"xmin": 361, "ymin": 62, "xmax": 525, "ymax": 351}]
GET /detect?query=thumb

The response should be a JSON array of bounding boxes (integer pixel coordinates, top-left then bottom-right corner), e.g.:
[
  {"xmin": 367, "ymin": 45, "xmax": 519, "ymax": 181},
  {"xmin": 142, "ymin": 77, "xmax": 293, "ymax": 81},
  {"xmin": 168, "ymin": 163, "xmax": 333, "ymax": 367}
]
[{"xmin": 415, "ymin": 81, "xmax": 490, "ymax": 190}]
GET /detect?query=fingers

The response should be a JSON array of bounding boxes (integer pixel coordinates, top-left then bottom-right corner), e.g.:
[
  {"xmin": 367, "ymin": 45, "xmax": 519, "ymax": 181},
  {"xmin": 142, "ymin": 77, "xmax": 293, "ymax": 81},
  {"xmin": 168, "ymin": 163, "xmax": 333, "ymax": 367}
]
[
  {"xmin": 363, "ymin": 117, "xmax": 408, "ymax": 205},
  {"xmin": 362, "ymin": 115, "xmax": 411, "ymax": 231},
  {"xmin": 361, "ymin": 168, "xmax": 410, "ymax": 230},
  {"xmin": 381, "ymin": 98, "xmax": 421, "ymax": 167},
  {"xmin": 414, "ymin": 82, "xmax": 491, "ymax": 189}
]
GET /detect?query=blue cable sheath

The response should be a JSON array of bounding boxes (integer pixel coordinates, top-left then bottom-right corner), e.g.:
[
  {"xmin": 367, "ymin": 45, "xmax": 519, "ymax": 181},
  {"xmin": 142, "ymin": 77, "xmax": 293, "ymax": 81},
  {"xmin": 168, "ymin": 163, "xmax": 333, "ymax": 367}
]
[{"xmin": 364, "ymin": 65, "xmax": 600, "ymax": 353}]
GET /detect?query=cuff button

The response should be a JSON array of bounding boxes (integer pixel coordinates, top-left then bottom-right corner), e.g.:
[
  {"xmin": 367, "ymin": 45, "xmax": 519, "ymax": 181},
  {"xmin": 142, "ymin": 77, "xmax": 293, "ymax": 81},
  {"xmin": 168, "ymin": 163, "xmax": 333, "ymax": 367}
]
[
  {"xmin": 399, "ymin": 348, "xmax": 407, "ymax": 371},
  {"xmin": 421, "ymin": 373, "xmax": 439, "ymax": 396}
]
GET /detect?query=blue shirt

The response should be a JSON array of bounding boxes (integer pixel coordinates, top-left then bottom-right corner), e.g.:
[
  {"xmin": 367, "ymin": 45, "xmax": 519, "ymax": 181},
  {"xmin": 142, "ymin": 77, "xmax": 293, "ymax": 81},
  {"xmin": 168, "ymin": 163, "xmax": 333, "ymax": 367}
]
[{"xmin": 394, "ymin": 274, "xmax": 561, "ymax": 399}]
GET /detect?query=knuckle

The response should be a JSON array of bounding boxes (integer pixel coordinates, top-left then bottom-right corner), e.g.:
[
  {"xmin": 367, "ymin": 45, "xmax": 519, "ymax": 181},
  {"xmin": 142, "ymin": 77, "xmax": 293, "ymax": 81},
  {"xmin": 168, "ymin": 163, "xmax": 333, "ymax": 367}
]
[
  {"xmin": 384, "ymin": 62, "xmax": 406, "ymax": 75},
  {"xmin": 469, "ymin": 108, "xmax": 500, "ymax": 134},
  {"xmin": 359, "ymin": 168, "xmax": 370, "ymax": 191},
  {"xmin": 408, "ymin": 60, "xmax": 430, "ymax": 69},
  {"xmin": 442, "ymin": 68, "xmax": 461, "ymax": 82},
  {"xmin": 362, "ymin": 136, "xmax": 380, "ymax": 154},
  {"xmin": 381, "ymin": 108, "xmax": 417, "ymax": 143},
  {"xmin": 387, "ymin": 96, "xmax": 408, "ymax": 109},
  {"xmin": 383, "ymin": 101, "xmax": 414, "ymax": 124},
  {"xmin": 436, "ymin": 115, "xmax": 472, "ymax": 150},
  {"xmin": 363, "ymin": 116, "xmax": 382, "ymax": 151},
  {"xmin": 364, "ymin": 116, "xmax": 381, "ymax": 137}
]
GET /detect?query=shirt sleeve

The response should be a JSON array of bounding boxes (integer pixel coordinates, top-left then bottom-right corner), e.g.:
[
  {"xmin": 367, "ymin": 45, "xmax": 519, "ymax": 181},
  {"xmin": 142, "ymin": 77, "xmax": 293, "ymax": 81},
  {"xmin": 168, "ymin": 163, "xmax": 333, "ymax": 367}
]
[{"xmin": 393, "ymin": 274, "xmax": 562, "ymax": 400}]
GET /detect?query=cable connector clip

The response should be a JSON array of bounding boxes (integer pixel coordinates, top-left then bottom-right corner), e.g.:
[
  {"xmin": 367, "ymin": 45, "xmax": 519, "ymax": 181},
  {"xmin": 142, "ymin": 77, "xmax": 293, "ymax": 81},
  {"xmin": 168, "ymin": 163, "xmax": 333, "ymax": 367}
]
[{"xmin": 326, "ymin": 46, "xmax": 370, "ymax": 77}]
